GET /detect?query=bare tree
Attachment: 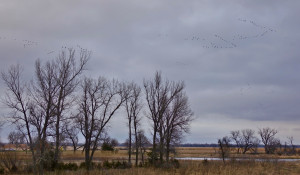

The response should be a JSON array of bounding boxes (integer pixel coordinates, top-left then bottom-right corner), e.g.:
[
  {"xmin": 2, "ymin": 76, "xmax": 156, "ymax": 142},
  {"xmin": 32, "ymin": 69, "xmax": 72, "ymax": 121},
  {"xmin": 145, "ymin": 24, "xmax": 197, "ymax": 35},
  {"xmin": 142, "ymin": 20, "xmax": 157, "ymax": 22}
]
[
  {"xmin": 136, "ymin": 130, "xmax": 150, "ymax": 165},
  {"xmin": 1, "ymin": 64, "xmax": 38, "ymax": 172},
  {"xmin": 2, "ymin": 48, "xmax": 89, "ymax": 174},
  {"xmin": 143, "ymin": 71, "xmax": 184, "ymax": 164},
  {"xmin": 76, "ymin": 77, "xmax": 126, "ymax": 170},
  {"xmin": 63, "ymin": 123, "xmax": 80, "ymax": 153},
  {"xmin": 230, "ymin": 130, "xmax": 242, "ymax": 154},
  {"xmin": 258, "ymin": 127, "xmax": 278, "ymax": 154},
  {"xmin": 101, "ymin": 137, "xmax": 119, "ymax": 151},
  {"xmin": 163, "ymin": 91, "xmax": 193, "ymax": 162},
  {"xmin": 218, "ymin": 136, "xmax": 231, "ymax": 164},
  {"xmin": 50, "ymin": 48, "xmax": 89, "ymax": 164},
  {"xmin": 124, "ymin": 82, "xmax": 143, "ymax": 166},
  {"xmin": 287, "ymin": 136, "xmax": 296, "ymax": 155},
  {"xmin": 8, "ymin": 131, "xmax": 26, "ymax": 151},
  {"xmin": 230, "ymin": 129, "xmax": 259, "ymax": 154},
  {"xmin": 240, "ymin": 129, "xmax": 260, "ymax": 154},
  {"xmin": 28, "ymin": 48, "xmax": 89, "ymax": 172}
]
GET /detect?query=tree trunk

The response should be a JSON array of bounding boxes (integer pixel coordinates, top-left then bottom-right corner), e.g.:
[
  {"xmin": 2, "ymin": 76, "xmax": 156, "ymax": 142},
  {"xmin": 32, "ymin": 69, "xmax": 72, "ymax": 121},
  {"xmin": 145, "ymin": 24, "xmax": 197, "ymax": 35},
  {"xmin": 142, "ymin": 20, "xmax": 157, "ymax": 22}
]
[
  {"xmin": 165, "ymin": 136, "xmax": 170, "ymax": 162},
  {"xmin": 134, "ymin": 126, "xmax": 138, "ymax": 166},
  {"xmin": 128, "ymin": 119, "xmax": 132, "ymax": 164},
  {"xmin": 85, "ymin": 144, "xmax": 91, "ymax": 170},
  {"xmin": 54, "ymin": 117, "xmax": 60, "ymax": 166},
  {"xmin": 152, "ymin": 129, "xmax": 157, "ymax": 164},
  {"xmin": 159, "ymin": 129, "xmax": 164, "ymax": 163}
]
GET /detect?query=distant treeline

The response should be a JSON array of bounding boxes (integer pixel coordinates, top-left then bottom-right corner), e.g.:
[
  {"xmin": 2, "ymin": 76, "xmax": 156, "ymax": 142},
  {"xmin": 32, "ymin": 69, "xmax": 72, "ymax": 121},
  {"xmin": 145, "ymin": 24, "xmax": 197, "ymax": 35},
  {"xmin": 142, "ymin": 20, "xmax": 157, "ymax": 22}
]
[{"xmin": 179, "ymin": 143, "xmax": 300, "ymax": 148}]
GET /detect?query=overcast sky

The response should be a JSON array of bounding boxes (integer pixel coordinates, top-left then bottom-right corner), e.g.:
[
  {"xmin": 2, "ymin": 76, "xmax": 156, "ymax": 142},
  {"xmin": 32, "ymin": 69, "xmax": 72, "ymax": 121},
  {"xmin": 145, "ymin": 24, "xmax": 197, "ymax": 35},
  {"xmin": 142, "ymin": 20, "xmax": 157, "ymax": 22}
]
[{"xmin": 1, "ymin": 0, "xmax": 300, "ymax": 144}]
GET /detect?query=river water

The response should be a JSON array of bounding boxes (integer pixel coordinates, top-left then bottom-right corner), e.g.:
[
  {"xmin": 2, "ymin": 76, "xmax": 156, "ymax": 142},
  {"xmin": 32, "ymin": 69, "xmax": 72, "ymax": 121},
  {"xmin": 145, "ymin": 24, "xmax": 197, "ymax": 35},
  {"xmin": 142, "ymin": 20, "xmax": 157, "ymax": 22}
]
[{"xmin": 175, "ymin": 157, "xmax": 300, "ymax": 162}]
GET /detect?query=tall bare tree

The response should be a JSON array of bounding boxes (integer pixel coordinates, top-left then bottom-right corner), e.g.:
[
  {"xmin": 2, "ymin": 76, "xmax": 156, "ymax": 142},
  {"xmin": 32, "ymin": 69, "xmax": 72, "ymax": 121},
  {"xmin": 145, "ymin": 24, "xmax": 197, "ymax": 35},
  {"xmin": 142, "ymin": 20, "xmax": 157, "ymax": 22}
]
[
  {"xmin": 258, "ymin": 127, "xmax": 278, "ymax": 154},
  {"xmin": 76, "ymin": 77, "xmax": 126, "ymax": 170},
  {"xmin": 2, "ymin": 48, "xmax": 89, "ymax": 174},
  {"xmin": 1, "ymin": 64, "xmax": 38, "ymax": 172},
  {"xmin": 163, "ymin": 91, "xmax": 193, "ymax": 162},
  {"xmin": 28, "ymin": 48, "xmax": 89, "ymax": 171},
  {"xmin": 50, "ymin": 48, "xmax": 89, "ymax": 164},
  {"xmin": 124, "ymin": 82, "xmax": 142, "ymax": 166},
  {"xmin": 143, "ymin": 71, "xmax": 185, "ymax": 163}
]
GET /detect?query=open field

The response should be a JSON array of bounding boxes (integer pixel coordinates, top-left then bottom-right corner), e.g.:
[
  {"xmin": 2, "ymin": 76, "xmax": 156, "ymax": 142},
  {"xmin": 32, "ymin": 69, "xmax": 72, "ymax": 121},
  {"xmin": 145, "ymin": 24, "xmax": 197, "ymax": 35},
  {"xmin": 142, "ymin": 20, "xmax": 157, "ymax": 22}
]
[
  {"xmin": 2, "ymin": 147, "xmax": 300, "ymax": 174},
  {"xmin": 12, "ymin": 147, "xmax": 300, "ymax": 163},
  {"xmin": 58, "ymin": 147, "xmax": 300, "ymax": 162},
  {"xmin": 175, "ymin": 147, "xmax": 300, "ymax": 159},
  {"xmin": 41, "ymin": 160, "xmax": 300, "ymax": 175}
]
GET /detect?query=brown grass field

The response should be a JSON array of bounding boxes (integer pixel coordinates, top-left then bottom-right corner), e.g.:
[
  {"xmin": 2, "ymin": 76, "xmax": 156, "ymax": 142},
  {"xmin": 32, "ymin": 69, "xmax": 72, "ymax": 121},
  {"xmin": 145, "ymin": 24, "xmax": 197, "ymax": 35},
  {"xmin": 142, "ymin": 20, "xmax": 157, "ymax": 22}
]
[
  {"xmin": 3, "ymin": 147, "xmax": 300, "ymax": 174},
  {"xmin": 43, "ymin": 160, "xmax": 300, "ymax": 175},
  {"xmin": 58, "ymin": 147, "xmax": 300, "ymax": 161}
]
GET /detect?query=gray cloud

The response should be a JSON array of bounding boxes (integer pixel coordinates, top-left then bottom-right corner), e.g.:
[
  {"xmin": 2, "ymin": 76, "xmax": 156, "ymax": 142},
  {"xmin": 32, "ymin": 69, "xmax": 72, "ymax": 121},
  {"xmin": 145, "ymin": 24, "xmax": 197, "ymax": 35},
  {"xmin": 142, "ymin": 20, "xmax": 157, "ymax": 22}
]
[{"xmin": 1, "ymin": 0, "xmax": 300, "ymax": 143}]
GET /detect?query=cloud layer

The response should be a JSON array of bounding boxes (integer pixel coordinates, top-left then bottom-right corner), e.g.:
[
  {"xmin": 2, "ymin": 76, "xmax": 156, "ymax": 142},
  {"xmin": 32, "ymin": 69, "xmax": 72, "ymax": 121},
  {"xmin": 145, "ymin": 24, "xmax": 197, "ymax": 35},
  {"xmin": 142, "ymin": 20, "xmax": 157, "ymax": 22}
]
[{"xmin": 1, "ymin": 0, "xmax": 300, "ymax": 143}]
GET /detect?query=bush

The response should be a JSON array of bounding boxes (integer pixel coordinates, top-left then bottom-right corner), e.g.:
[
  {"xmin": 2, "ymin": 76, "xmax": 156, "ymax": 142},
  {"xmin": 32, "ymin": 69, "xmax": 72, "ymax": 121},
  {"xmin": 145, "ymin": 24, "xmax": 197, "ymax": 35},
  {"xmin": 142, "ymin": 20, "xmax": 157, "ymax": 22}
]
[
  {"xmin": 56, "ymin": 163, "xmax": 78, "ymax": 171},
  {"xmin": 146, "ymin": 149, "xmax": 158, "ymax": 165},
  {"xmin": 0, "ymin": 150, "xmax": 21, "ymax": 172},
  {"xmin": 0, "ymin": 168, "xmax": 4, "ymax": 174},
  {"xmin": 101, "ymin": 142, "xmax": 114, "ymax": 151},
  {"xmin": 138, "ymin": 162, "xmax": 144, "ymax": 167},
  {"xmin": 171, "ymin": 159, "xmax": 180, "ymax": 168},
  {"xmin": 102, "ymin": 160, "xmax": 113, "ymax": 169},
  {"xmin": 159, "ymin": 159, "xmax": 180, "ymax": 169},
  {"xmin": 102, "ymin": 160, "xmax": 131, "ymax": 169},
  {"xmin": 42, "ymin": 150, "xmax": 56, "ymax": 171},
  {"xmin": 24, "ymin": 164, "xmax": 34, "ymax": 173},
  {"xmin": 202, "ymin": 159, "xmax": 209, "ymax": 166},
  {"xmin": 79, "ymin": 162, "xmax": 96, "ymax": 170}
]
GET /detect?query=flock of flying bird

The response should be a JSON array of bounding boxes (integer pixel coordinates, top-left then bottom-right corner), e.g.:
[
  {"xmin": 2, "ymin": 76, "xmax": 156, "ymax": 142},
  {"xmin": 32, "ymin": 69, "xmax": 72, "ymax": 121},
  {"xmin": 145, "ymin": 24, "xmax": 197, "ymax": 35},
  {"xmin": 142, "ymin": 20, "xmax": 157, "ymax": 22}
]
[
  {"xmin": 157, "ymin": 18, "xmax": 277, "ymax": 49},
  {"xmin": 1, "ymin": 18, "xmax": 277, "ymax": 56},
  {"xmin": 0, "ymin": 35, "xmax": 88, "ymax": 56},
  {"xmin": 0, "ymin": 36, "xmax": 39, "ymax": 48}
]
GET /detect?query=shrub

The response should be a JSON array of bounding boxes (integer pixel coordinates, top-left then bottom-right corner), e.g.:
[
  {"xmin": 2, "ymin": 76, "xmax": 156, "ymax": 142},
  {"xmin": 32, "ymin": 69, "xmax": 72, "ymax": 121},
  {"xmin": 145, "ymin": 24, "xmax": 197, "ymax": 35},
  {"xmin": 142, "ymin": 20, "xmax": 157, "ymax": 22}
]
[
  {"xmin": 24, "ymin": 164, "xmax": 34, "ymax": 173},
  {"xmin": 160, "ymin": 159, "xmax": 180, "ymax": 169},
  {"xmin": 103, "ymin": 160, "xmax": 113, "ymax": 169},
  {"xmin": 0, "ymin": 150, "xmax": 21, "ymax": 172},
  {"xmin": 146, "ymin": 149, "xmax": 158, "ymax": 165},
  {"xmin": 202, "ymin": 159, "xmax": 209, "ymax": 165},
  {"xmin": 42, "ymin": 150, "xmax": 56, "ymax": 171},
  {"xmin": 171, "ymin": 159, "xmax": 180, "ymax": 168},
  {"xmin": 79, "ymin": 162, "xmax": 96, "ymax": 170},
  {"xmin": 102, "ymin": 160, "xmax": 131, "ymax": 169},
  {"xmin": 56, "ymin": 162, "xmax": 78, "ymax": 171},
  {"xmin": 0, "ymin": 168, "xmax": 4, "ymax": 174}
]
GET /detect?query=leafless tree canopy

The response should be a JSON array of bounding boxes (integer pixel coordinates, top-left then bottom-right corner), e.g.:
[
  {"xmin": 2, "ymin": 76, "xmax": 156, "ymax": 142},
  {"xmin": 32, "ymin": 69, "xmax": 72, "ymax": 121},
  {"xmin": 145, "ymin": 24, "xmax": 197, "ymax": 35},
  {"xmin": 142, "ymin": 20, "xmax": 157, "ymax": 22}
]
[
  {"xmin": 1, "ymin": 48, "xmax": 90, "ymax": 174},
  {"xmin": 76, "ymin": 77, "xmax": 126, "ymax": 169},
  {"xmin": 230, "ymin": 129, "xmax": 260, "ymax": 154},
  {"xmin": 163, "ymin": 91, "xmax": 193, "ymax": 161},
  {"xmin": 143, "ymin": 71, "xmax": 193, "ymax": 163},
  {"xmin": 8, "ymin": 131, "xmax": 26, "ymax": 150},
  {"xmin": 218, "ymin": 136, "xmax": 231, "ymax": 164},
  {"xmin": 2, "ymin": 52, "xmax": 195, "ymax": 171},
  {"xmin": 258, "ymin": 127, "xmax": 278, "ymax": 154}
]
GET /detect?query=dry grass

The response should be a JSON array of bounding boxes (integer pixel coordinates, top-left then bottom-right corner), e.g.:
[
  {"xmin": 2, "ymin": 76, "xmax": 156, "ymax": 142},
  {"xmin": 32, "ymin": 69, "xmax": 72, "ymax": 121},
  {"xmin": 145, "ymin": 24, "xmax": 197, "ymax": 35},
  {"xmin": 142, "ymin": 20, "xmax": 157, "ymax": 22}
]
[
  {"xmin": 175, "ymin": 147, "xmax": 300, "ymax": 159},
  {"xmin": 40, "ymin": 160, "xmax": 300, "ymax": 175},
  {"xmin": 61, "ymin": 149, "xmax": 128, "ymax": 163},
  {"xmin": 5, "ymin": 147, "xmax": 300, "ymax": 174}
]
